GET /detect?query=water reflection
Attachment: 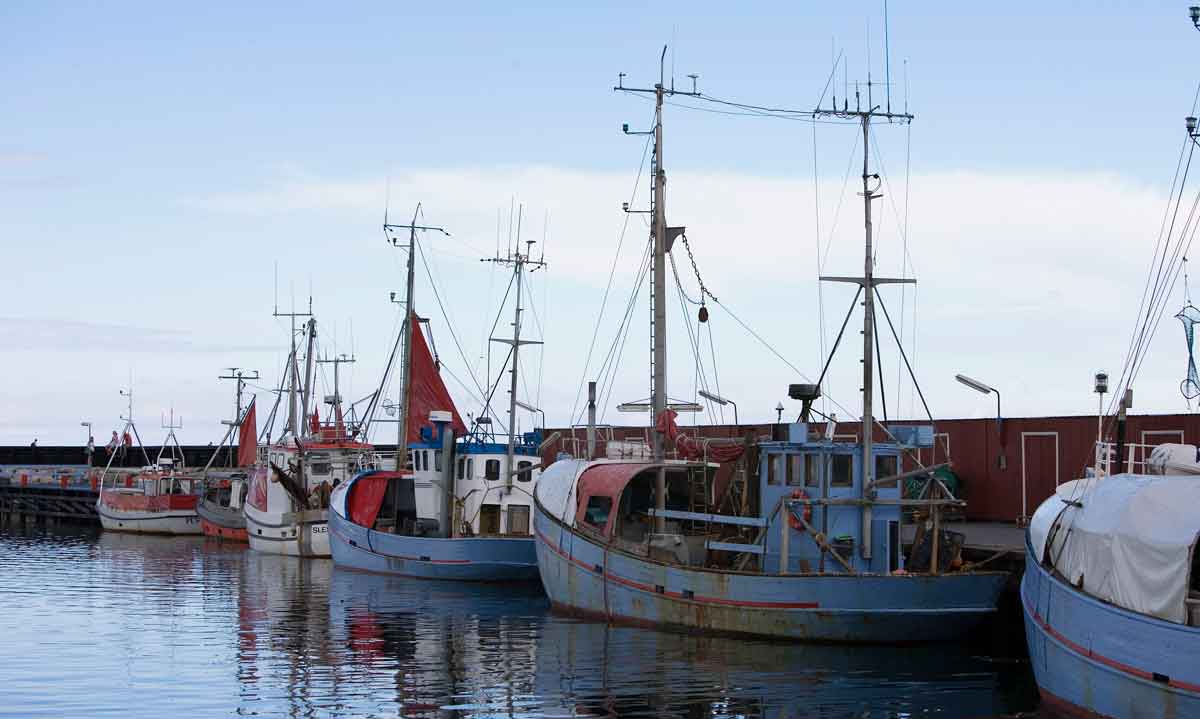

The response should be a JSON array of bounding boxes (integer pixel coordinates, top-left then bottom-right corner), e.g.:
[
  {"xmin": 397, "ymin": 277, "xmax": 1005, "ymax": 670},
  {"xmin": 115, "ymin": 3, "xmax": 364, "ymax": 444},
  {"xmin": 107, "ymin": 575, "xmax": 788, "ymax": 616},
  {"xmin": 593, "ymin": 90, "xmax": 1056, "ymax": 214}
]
[{"xmin": 0, "ymin": 525, "xmax": 1036, "ymax": 718}]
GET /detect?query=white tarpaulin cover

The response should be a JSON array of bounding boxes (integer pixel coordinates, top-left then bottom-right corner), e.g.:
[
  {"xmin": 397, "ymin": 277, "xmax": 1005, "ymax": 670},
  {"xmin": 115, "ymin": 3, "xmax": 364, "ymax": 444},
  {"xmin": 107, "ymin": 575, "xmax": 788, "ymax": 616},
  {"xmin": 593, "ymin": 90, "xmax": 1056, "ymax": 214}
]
[{"xmin": 1032, "ymin": 473, "xmax": 1200, "ymax": 624}]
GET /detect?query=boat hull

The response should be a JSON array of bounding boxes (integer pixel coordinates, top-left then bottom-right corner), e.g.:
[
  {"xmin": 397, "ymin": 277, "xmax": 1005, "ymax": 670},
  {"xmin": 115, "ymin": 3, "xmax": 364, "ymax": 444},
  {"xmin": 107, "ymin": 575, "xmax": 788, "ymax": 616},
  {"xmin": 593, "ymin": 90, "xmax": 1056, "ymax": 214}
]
[
  {"xmin": 533, "ymin": 499, "xmax": 1005, "ymax": 643},
  {"xmin": 532, "ymin": 496, "xmax": 1003, "ymax": 643},
  {"xmin": 1021, "ymin": 536, "xmax": 1200, "ymax": 718},
  {"xmin": 97, "ymin": 491, "xmax": 201, "ymax": 535},
  {"xmin": 244, "ymin": 505, "xmax": 331, "ymax": 557},
  {"xmin": 329, "ymin": 508, "xmax": 539, "ymax": 581},
  {"xmin": 97, "ymin": 506, "xmax": 201, "ymax": 535},
  {"xmin": 197, "ymin": 499, "xmax": 248, "ymax": 542}
]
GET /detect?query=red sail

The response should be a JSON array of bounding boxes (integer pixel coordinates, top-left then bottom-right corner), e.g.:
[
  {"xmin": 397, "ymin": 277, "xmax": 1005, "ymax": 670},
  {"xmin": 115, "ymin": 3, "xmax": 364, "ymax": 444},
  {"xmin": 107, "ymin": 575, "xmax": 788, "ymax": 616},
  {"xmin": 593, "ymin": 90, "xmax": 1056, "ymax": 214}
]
[
  {"xmin": 237, "ymin": 400, "xmax": 257, "ymax": 467},
  {"xmin": 407, "ymin": 313, "xmax": 467, "ymax": 443}
]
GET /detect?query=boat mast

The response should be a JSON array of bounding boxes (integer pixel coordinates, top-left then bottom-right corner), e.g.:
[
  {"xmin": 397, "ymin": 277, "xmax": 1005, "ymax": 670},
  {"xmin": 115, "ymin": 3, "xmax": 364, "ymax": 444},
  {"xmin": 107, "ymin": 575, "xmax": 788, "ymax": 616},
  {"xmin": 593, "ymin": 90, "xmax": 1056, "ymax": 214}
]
[
  {"xmin": 301, "ymin": 318, "xmax": 317, "ymax": 433},
  {"xmin": 815, "ymin": 84, "xmax": 913, "ymax": 559},
  {"xmin": 616, "ymin": 48, "xmax": 697, "ymax": 534},
  {"xmin": 486, "ymin": 224, "xmax": 546, "ymax": 494},
  {"xmin": 384, "ymin": 204, "xmax": 450, "ymax": 472},
  {"xmin": 859, "ymin": 111, "xmax": 877, "ymax": 553},
  {"xmin": 274, "ymin": 297, "xmax": 312, "ymax": 440},
  {"xmin": 398, "ymin": 209, "xmax": 418, "ymax": 472}
]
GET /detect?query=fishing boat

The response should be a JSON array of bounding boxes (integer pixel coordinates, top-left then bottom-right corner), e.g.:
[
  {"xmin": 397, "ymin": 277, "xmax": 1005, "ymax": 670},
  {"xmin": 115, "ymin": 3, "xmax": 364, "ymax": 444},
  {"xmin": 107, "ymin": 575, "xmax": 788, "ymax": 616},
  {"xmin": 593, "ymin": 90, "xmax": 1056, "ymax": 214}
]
[
  {"xmin": 198, "ymin": 381, "xmax": 260, "ymax": 541},
  {"xmin": 329, "ymin": 207, "xmax": 545, "ymax": 580},
  {"xmin": 97, "ymin": 401, "xmax": 202, "ymax": 535},
  {"xmin": 1022, "ymin": 443, "xmax": 1200, "ymax": 717},
  {"xmin": 532, "ymin": 61, "xmax": 1006, "ymax": 642},
  {"xmin": 199, "ymin": 470, "xmax": 251, "ymax": 541},
  {"xmin": 244, "ymin": 312, "xmax": 375, "ymax": 557}
]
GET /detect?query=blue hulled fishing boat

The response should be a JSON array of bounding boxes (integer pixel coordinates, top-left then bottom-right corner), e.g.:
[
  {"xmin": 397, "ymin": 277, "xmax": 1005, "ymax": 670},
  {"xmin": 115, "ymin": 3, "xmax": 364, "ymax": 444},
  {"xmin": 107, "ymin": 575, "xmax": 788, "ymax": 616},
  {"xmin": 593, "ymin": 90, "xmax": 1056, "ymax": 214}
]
[
  {"xmin": 533, "ymin": 58, "xmax": 1005, "ymax": 642},
  {"xmin": 1022, "ymin": 461, "xmax": 1200, "ymax": 716},
  {"xmin": 330, "ymin": 206, "xmax": 544, "ymax": 581}
]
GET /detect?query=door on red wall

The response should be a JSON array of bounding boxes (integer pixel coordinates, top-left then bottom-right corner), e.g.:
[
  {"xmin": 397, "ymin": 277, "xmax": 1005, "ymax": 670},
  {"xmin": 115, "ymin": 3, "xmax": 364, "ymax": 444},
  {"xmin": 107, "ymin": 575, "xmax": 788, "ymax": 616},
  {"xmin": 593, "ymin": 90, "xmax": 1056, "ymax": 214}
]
[{"xmin": 1020, "ymin": 433, "xmax": 1059, "ymax": 523}]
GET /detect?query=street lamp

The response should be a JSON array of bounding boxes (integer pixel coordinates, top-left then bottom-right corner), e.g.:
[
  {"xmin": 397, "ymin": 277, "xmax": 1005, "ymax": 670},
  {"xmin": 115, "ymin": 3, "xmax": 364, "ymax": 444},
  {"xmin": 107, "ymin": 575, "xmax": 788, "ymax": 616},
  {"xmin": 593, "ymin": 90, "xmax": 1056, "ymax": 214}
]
[
  {"xmin": 513, "ymin": 399, "xmax": 546, "ymax": 433},
  {"xmin": 955, "ymin": 373, "xmax": 1005, "ymax": 469},
  {"xmin": 775, "ymin": 402, "xmax": 785, "ymax": 423},
  {"xmin": 698, "ymin": 389, "xmax": 738, "ymax": 425},
  {"xmin": 1190, "ymin": 5, "xmax": 1200, "ymax": 29},
  {"xmin": 80, "ymin": 420, "xmax": 92, "ymax": 439}
]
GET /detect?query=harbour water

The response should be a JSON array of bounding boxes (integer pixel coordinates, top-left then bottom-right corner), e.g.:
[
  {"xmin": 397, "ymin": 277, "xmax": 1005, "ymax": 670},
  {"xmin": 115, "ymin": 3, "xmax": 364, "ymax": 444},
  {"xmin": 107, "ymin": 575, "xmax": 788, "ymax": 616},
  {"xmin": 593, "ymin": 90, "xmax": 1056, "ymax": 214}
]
[{"xmin": 1, "ymin": 525, "xmax": 1038, "ymax": 717}]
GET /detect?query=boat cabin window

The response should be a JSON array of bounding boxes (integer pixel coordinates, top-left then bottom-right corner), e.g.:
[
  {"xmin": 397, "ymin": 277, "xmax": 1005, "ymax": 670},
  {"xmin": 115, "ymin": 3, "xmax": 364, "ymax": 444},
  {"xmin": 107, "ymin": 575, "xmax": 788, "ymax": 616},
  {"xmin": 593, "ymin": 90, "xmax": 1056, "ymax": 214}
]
[
  {"xmin": 310, "ymin": 462, "xmax": 331, "ymax": 476},
  {"xmin": 787, "ymin": 455, "xmax": 803, "ymax": 486},
  {"xmin": 583, "ymin": 496, "xmax": 613, "ymax": 529},
  {"xmin": 508, "ymin": 505, "xmax": 530, "ymax": 535},
  {"xmin": 479, "ymin": 504, "xmax": 501, "ymax": 534},
  {"xmin": 767, "ymin": 454, "xmax": 783, "ymax": 485},
  {"xmin": 805, "ymin": 455, "xmax": 821, "ymax": 488},
  {"xmin": 516, "ymin": 460, "xmax": 532, "ymax": 482},
  {"xmin": 456, "ymin": 458, "xmax": 465, "ymax": 480},
  {"xmin": 466, "ymin": 458, "xmax": 474, "ymax": 479},
  {"xmin": 875, "ymin": 455, "xmax": 897, "ymax": 482},
  {"xmin": 485, "ymin": 459, "xmax": 500, "ymax": 481},
  {"xmin": 831, "ymin": 454, "xmax": 852, "ymax": 487},
  {"xmin": 434, "ymin": 450, "xmax": 442, "ymax": 472}
]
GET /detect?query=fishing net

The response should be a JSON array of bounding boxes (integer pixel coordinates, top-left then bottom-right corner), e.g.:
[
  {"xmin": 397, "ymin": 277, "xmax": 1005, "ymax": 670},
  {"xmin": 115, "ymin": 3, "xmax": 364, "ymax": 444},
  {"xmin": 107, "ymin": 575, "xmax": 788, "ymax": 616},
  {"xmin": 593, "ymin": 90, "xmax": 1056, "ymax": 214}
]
[{"xmin": 1177, "ymin": 303, "xmax": 1200, "ymax": 399}]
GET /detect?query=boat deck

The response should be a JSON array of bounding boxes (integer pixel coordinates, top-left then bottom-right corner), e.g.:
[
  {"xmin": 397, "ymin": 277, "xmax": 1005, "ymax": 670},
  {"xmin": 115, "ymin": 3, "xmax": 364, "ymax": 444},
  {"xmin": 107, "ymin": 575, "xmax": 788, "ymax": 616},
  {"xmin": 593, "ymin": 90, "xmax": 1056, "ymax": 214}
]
[{"xmin": 902, "ymin": 521, "xmax": 1025, "ymax": 560}]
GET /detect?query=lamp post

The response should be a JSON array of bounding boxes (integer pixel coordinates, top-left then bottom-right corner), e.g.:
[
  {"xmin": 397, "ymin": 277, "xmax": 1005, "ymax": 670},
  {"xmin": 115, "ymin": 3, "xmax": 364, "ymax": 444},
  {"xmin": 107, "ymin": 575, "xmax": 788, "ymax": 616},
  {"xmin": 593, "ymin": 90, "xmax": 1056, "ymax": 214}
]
[
  {"xmin": 80, "ymin": 421, "xmax": 92, "ymax": 441},
  {"xmin": 1190, "ymin": 5, "xmax": 1200, "ymax": 30},
  {"xmin": 513, "ymin": 399, "xmax": 546, "ymax": 435},
  {"xmin": 1095, "ymin": 371, "xmax": 1109, "ymax": 474},
  {"xmin": 698, "ymin": 389, "xmax": 738, "ymax": 426},
  {"xmin": 955, "ymin": 373, "xmax": 1006, "ymax": 470},
  {"xmin": 775, "ymin": 402, "xmax": 785, "ymax": 423}
]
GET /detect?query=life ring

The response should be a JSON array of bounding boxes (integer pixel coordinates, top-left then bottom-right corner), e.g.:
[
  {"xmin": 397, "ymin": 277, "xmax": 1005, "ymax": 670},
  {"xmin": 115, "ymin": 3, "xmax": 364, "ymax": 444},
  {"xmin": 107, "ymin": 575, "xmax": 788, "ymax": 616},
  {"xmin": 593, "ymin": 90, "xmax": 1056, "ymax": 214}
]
[{"xmin": 788, "ymin": 489, "xmax": 813, "ymax": 530}]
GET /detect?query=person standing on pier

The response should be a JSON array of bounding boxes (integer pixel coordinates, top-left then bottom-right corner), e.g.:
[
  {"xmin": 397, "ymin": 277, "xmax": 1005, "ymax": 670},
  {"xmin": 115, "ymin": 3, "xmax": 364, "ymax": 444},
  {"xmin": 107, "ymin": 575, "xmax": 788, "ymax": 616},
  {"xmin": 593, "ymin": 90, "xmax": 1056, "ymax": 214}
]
[
  {"xmin": 121, "ymin": 430, "xmax": 132, "ymax": 466},
  {"xmin": 105, "ymin": 431, "xmax": 118, "ymax": 459},
  {"xmin": 85, "ymin": 435, "xmax": 95, "ymax": 466}
]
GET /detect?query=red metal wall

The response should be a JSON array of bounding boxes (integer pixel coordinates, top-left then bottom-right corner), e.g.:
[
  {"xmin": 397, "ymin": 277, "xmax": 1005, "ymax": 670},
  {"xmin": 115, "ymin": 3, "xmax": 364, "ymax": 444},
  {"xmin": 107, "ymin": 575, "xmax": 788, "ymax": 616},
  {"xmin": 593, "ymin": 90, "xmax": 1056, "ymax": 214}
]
[{"xmin": 544, "ymin": 413, "xmax": 1200, "ymax": 523}]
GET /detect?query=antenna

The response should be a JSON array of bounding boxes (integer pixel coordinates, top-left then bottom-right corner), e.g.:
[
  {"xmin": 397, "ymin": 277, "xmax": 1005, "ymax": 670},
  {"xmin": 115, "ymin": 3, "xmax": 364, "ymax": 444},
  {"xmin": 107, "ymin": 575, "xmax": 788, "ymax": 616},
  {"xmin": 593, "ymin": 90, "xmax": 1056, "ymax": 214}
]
[
  {"xmin": 219, "ymin": 367, "xmax": 260, "ymax": 466},
  {"xmin": 814, "ymin": 70, "xmax": 914, "ymax": 562},
  {"xmin": 482, "ymin": 215, "xmax": 547, "ymax": 495},
  {"xmin": 884, "ymin": 0, "xmax": 892, "ymax": 114},
  {"xmin": 383, "ymin": 203, "xmax": 451, "ymax": 471},
  {"xmin": 274, "ymin": 279, "xmax": 313, "ymax": 440}
]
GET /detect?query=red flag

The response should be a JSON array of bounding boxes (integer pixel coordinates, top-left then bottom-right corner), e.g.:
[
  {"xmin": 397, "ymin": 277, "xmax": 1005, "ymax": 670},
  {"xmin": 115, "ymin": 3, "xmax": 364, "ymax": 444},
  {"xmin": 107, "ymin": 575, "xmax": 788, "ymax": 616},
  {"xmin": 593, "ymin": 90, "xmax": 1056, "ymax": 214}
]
[
  {"xmin": 406, "ymin": 313, "xmax": 467, "ymax": 443},
  {"xmin": 237, "ymin": 400, "xmax": 257, "ymax": 467}
]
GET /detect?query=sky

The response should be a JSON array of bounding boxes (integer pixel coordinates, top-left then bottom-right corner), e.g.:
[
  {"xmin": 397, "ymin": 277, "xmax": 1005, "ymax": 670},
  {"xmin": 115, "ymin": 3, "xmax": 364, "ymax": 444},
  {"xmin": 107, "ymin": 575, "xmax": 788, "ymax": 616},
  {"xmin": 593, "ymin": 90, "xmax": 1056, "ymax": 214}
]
[{"xmin": 4, "ymin": 1, "xmax": 1200, "ymax": 445}]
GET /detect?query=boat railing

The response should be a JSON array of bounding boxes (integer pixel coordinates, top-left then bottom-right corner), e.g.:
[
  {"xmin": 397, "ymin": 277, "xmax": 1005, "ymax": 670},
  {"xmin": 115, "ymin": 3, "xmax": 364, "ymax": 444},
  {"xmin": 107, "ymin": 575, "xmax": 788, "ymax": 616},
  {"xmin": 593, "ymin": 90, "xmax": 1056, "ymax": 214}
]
[{"xmin": 1093, "ymin": 441, "xmax": 1163, "ymax": 475}]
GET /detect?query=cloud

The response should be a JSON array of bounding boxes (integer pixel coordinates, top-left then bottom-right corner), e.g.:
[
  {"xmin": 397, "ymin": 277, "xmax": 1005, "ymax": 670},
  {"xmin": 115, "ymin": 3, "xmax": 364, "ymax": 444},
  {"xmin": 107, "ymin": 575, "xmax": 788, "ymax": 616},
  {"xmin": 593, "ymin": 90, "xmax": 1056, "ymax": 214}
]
[
  {"xmin": 8, "ymin": 162, "xmax": 1193, "ymax": 443},
  {"xmin": 0, "ymin": 317, "xmax": 276, "ymax": 354}
]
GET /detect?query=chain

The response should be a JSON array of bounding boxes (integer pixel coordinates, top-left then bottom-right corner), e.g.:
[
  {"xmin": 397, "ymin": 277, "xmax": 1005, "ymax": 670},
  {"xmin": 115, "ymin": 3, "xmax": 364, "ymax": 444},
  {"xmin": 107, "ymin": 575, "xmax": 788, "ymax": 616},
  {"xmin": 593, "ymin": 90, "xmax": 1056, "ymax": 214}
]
[{"xmin": 679, "ymin": 234, "xmax": 719, "ymax": 304}]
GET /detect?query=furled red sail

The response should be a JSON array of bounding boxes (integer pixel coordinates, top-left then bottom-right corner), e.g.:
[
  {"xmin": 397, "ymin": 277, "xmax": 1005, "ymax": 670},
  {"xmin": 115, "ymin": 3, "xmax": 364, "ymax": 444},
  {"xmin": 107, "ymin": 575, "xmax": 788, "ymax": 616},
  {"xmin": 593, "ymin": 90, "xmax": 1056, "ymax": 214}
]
[
  {"xmin": 236, "ymin": 399, "xmax": 257, "ymax": 467},
  {"xmin": 407, "ymin": 312, "xmax": 467, "ymax": 443}
]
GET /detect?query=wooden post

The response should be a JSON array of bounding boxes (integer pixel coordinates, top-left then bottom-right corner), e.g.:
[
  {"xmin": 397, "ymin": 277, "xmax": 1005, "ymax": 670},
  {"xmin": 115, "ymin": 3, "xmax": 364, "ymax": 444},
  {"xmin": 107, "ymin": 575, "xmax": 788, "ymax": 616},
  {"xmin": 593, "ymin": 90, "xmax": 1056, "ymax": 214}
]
[
  {"xmin": 780, "ymin": 505, "xmax": 790, "ymax": 575},
  {"xmin": 930, "ymin": 481, "xmax": 941, "ymax": 576}
]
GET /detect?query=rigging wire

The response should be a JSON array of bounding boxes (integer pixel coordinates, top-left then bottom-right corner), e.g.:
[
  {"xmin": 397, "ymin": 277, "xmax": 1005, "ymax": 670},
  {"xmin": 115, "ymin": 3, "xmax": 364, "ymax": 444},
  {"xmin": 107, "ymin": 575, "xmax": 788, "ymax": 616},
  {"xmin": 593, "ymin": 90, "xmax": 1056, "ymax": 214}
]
[
  {"xmin": 568, "ymin": 121, "xmax": 654, "ymax": 423},
  {"xmin": 415, "ymin": 239, "xmax": 487, "ymax": 405},
  {"xmin": 593, "ymin": 239, "xmax": 655, "ymax": 425},
  {"xmin": 1108, "ymin": 79, "xmax": 1200, "ymax": 417},
  {"xmin": 812, "ymin": 117, "xmax": 828, "ymax": 418},
  {"xmin": 898, "ymin": 91, "xmax": 913, "ymax": 417}
]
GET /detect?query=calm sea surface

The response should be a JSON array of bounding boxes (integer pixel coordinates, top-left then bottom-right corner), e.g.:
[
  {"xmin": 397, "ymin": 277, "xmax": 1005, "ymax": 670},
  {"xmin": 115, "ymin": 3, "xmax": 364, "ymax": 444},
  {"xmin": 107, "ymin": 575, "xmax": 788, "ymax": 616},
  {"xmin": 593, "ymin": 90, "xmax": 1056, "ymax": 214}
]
[{"xmin": 0, "ymin": 525, "xmax": 1038, "ymax": 718}]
